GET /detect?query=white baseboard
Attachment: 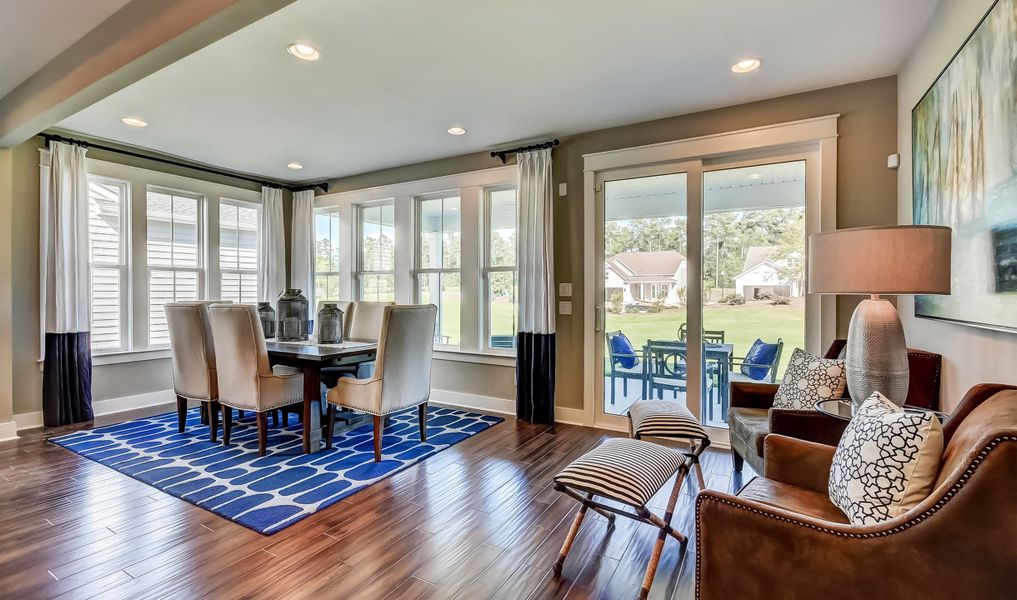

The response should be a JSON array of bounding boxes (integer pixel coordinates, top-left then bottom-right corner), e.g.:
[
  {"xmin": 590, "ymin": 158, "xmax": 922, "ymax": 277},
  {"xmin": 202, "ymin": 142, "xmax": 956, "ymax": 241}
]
[
  {"xmin": 429, "ymin": 389, "xmax": 515, "ymax": 416},
  {"xmin": 0, "ymin": 420, "xmax": 18, "ymax": 442},
  {"xmin": 14, "ymin": 389, "xmax": 176, "ymax": 432},
  {"xmin": 554, "ymin": 406, "xmax": 589, "ymax": 427}
]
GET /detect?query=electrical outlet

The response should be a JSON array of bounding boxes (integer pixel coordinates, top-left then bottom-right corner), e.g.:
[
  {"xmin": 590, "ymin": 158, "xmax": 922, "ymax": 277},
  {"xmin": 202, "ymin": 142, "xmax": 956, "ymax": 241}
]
[
  {"xmin": 559, "ymin": 282, "xmax": 572, "ymax": 297},
  {"xmin": 558, "ymin": 301, "xmax": 572, "ymax": 315}
]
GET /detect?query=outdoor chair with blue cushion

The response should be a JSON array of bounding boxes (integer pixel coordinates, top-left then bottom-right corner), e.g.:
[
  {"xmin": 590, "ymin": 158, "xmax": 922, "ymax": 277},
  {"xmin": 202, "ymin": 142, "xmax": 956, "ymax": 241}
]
[
  {"xmin": 730, "ymin": 338, "xmax": 784, "ymax": 384},
  {"xmin": 678, "ymin": 322, "xmax": 726, "ymax": 345},
  {"xmin": 645, "ymin": 340, "xmax": 714, "ymax": 403},
  {"xmin": 607, "ymin": 331, "xmax": 645, "ymax": 404}
]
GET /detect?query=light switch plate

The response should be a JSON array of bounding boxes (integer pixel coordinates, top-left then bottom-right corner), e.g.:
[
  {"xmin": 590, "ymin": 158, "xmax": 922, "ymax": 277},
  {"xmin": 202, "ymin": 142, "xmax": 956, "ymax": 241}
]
[
  {"xmin": 558, "ymin": 301, "xmax": 572, "ymax": 315},
  {"xmin": 558, "ymin": 182, "xmax": 567, "ymax": 197},
  {"xmin": 559, "ymin": 282, "xmax": 572, "ymax": 297},
  {"xmin": 887, "ymin": 153, "xmax": 900, "ymax": 169}
]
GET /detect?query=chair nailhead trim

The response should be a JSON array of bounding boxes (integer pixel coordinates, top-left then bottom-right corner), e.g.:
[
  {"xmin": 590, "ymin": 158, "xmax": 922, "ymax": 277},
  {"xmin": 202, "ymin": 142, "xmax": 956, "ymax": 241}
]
[{"xmin": 694, "ymin": 435, "xmax": 1015, "ymax": 598}]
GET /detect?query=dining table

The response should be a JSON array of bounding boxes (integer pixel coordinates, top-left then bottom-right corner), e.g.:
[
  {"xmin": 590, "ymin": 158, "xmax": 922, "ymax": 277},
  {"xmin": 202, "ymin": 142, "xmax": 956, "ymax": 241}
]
[{"xmin": 265, "ymin": 339, "xmax": 377, "ymax": 454}]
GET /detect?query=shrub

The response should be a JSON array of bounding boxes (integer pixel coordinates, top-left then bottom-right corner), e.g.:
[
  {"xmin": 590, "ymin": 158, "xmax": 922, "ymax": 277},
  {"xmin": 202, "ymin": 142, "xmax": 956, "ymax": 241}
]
[
  {"xmin": 608, "ymin": 291, "xmax": 624, "ymax": 314},
  {"xmin": 719, "ymin": 293, "xmax": 745, "ymax": 305},
  {"xmin": 757, "ymin": 291, "xmax": 775, "ymax": 300},
  {"xmin": 771, "ymin": 296, "xmax": 791, "ymax": 305}
]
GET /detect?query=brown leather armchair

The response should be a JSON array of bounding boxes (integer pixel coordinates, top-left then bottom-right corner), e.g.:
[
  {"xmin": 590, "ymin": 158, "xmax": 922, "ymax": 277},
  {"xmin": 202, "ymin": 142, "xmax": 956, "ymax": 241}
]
[
  {"xmin": 727, "ymin": 340, "xmax": 942, "ymax": 473},
  {"xmin": 698, "ymin": 383, "xmax": 1017, "ymax": 600}
]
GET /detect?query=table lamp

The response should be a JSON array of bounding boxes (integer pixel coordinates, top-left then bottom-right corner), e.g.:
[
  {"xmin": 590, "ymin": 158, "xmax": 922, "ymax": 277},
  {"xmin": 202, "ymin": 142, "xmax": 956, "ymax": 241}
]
[{"xmin": 808, "ymin": 225, "xmax": 951, "ymax": 407}]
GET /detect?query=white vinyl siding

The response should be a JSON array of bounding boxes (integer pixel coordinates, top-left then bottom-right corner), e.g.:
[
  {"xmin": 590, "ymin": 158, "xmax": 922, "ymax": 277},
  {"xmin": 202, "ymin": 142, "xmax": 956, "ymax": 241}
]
[
  {"xmin": 219, "ymin": 198, "xmax": 260, "ymax": 303},
  {"xmin": 147, "ymin": 188, "xmax": 203, "ymax": 347},
  {"xmin": 87, "ymin": 176, "xmax": 129, "ymax": 352}
]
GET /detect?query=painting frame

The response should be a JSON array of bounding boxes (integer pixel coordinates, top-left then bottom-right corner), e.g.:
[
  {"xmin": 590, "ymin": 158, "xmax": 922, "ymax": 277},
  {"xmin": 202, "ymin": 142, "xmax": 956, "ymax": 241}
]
[{"xmin": 911, "ymin": 0, "xmax": 1017, "ymax": 334}]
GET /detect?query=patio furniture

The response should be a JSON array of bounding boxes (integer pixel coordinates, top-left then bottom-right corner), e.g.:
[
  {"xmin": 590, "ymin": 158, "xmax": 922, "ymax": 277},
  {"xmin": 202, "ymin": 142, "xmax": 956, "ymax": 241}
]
[
  {"xmin": 677, "ymin": 322, "xmax": 726, "ymax": 345},
  {"xmin": 325, "ymin": 304, "xmax": 437, "ymax": 462},
  {"xmin": 727, "ymin": 340, "xmax": 943, "ymax": 474},
  {"xmin": 697, "ymin": 384, "xmax": 1017, "ymax": 600},
  {"xmin": 607, "ymin": 330, "xmax": 646, "ymax": 404},
  {"xmin": 628, "ymin": 399, "xmax": 711, "ymax": 491},
  {"xmin": 729, "ymin": 338, "xmax": 783, "ymax": 384},
  {"xmin": 553, "ymin": 438, "xmax": 690, "ymax": 599}
]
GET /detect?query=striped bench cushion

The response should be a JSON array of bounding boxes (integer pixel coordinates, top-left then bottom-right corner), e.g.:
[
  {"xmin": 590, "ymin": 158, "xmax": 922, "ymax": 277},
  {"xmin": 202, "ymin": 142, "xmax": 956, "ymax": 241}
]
[
  {"xmin": 628, "ymin": 400, "xmax": 709, "ymax": 441},
  {"xmin": 554, "ymin": 438, "xmax": 686, "ymax": 507}
]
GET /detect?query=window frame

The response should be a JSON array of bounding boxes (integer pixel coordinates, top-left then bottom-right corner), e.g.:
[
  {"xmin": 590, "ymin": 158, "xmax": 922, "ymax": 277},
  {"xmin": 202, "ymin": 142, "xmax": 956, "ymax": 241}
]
[
  {"xmin": 146, "ymin": 185, "xmax": 206, "ymax": 349},
  {"xmin": 86, "ymin": 174, "xmax": 132, "ymax": 355},
  {"xmin": 313, "ymin": 205, "xmax": 343, "ymax": 311},
  {"xmin": 413, "ymin": 191, "xmax": 462, "ymax": 349},
  {"xmin": 355, "ymin": 200, "xmax": 396, "ymax": 302},
  {"xmin": 482, "ymin": 185, "xmax": 518, "ymax": 355}
]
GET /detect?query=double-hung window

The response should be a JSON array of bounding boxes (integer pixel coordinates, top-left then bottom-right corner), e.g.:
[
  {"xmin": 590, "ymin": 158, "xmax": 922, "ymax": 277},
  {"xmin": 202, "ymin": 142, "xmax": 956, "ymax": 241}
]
[
  {"xmin": 484, "ymin": 187, "xmax": 518, "ymax": 350},
  {"xmin": 147, "ymin": 188, "xmax": 203, "ymax": 347},
  {"xmin": 416, "ymin": 194, "xmax": 461, "ymax": 346},
  {"xmin": 356, "ymin": 202, "xmax": 395, "ymax": 302},
  {"xmin": 86, "ymin": 176, "xmax": 130, "ymax": 353},
  {"xmin": 218, "ymin": 198, "xmax": 260, "ymax": 303},
  {"xmin": 314, "ymin": 207, "xmax": 342, "ymax": 309}
]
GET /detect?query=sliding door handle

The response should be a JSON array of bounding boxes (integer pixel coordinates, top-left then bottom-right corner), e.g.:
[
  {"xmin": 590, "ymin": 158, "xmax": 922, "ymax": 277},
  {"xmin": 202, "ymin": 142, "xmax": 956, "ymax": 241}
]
[{"xmin": 594, "ymin": 306, "xmax": 602, "ymax": 332}]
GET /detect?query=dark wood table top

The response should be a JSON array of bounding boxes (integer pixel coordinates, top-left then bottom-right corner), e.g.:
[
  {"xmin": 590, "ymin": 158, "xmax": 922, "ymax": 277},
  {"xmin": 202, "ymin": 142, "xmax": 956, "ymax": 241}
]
[{"xmin": 265, "ymin": 340, "xmax": 377, "ymax": 363}]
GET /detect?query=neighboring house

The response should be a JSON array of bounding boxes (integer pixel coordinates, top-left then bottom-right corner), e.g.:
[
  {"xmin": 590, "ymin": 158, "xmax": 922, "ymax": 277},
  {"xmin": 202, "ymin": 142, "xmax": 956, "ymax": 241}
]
[
  {"xmin": 732, "ymin": 245, "xmax": 803, "ymax": 299},
  {"xmin": 605, "ymin": 250, "xmax": 687, "ymax": 306}
]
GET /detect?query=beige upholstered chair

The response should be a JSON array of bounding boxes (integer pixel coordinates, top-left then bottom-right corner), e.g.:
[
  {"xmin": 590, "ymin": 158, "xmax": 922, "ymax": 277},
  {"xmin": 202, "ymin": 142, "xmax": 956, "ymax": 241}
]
[
  {"xmin": 165, "ymin": 301, "xmax": 228, "ymax": 440},
  {"xmin": 207, "ymin": 303, "xmax": 304, "ymax": 456},
  {"xmin": 346, "ymin": 300, "xmax": 393, "ymax": 342},
  {"xmin": 325, "ymin": 304, "xmax": 437, "ymax": 461}
]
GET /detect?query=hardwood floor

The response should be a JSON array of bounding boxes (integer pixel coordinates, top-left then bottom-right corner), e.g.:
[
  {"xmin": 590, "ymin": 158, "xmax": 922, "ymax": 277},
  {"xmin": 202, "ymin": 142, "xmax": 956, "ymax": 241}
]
[{"xmin": 0, "ymin": 404, "xmax": 754, "ymax": 600}]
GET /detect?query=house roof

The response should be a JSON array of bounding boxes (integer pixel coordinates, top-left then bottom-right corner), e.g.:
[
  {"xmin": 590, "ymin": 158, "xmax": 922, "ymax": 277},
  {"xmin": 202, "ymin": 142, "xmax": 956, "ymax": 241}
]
[
  {"xmin": 740, "ymin": 246, "xmax": 785, "ymax": 274},
  {"xmin": 607, "ymin": 250, "xmax": 685, "ymax": 282}
]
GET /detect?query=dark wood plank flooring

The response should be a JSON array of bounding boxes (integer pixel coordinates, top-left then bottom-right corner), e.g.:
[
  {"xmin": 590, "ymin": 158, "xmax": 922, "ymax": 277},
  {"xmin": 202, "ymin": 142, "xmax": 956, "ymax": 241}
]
[{"xmin": 0, "ymin": 404, "xmax": 755, "ymax": 600}]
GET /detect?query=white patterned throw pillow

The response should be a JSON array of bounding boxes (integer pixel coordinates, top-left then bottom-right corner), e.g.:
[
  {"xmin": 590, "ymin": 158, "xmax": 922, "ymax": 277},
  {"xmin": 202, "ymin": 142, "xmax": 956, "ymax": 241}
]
[
  {"xmin": 828, "ymin": 392, "xmax": 944, "ymax": 525},
  {"xmin": 772, "ymin": 348, "xmax": 846, "ymax": 410}
]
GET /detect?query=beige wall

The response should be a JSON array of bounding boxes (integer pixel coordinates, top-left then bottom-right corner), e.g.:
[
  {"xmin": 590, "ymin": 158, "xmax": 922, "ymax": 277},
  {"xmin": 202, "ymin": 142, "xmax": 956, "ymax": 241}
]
[
  {"xmin": 897, "ymin": 0, "xmax": 1017, "ymax": 411},
  {"xmin": 329, "ymin": 76, "xmax": 900, "ymax": 409},
  {"xmin": 0, "ymin": 148, "xmax": 14, "ymax": 425},
  {"xmin": 8, "ymin": 135, "xmax": 268, "ymax": 419}
]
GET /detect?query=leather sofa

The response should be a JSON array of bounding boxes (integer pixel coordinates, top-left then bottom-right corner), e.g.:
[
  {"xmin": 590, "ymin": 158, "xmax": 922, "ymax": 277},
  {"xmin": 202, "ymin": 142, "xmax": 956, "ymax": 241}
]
[
  {"xmin": 727, "ymin": 340, "xmax": 942, "ymax": 474},
  {"xmin": 698, "ymin": 383, "xmax": 1017, "ymax": 599}
]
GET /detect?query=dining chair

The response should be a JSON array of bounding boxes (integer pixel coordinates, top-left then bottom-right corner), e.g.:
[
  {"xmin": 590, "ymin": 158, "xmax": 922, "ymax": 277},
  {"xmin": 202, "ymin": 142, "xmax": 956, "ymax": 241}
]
[
  {"xmin": 165, "ymin": 301, "xmax": 227, "ymax": 440},
  {"xmin": 325, "ymin": 304, "xmax": 437, "ymax": 462},
  {"xmin": 320, "ymin": 300, "xmax": 393, "ymax": 389},
  {"xmin": 207, "ymin": 303, "xmax": 304, "ymax": 456}
]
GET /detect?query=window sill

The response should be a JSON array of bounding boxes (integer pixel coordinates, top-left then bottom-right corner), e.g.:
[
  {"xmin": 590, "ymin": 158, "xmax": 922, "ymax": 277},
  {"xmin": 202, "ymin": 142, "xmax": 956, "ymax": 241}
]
[
  {"xmin": 433, "ymin": 349, "xmax": 515, "ymax": 367},
  {"xmin": 91, "ymin": 349, "xmax": 172, "ymax": 366}
]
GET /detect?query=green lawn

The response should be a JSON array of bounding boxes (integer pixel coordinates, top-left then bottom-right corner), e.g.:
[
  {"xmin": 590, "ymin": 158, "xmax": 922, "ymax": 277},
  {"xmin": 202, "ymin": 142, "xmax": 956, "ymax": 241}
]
[{"xmin": 606, "ymin": 304, "xmax": 804, "ymax": 377}]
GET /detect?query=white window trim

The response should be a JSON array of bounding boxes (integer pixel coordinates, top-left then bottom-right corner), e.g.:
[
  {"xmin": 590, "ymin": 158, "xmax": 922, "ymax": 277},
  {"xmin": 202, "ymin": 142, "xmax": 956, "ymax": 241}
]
[
  {"xmin": 86, "ymin": 174, "xmax": 132, "ymax": 355},
  {"xmin": 39, "ymin": 150, "xmax": 261, "ymax": 363},
  {"xmin": 355, "ymin": 199, "xmax": 396, "ymax": 302},
  {"xmin": 481, "ymin": 184, "xmax": 517, "ymax": 357},
  {"xmin": 217, "ymin": 197, "xmax": 261, "ymax": 304},
  {"xmin": 313, "ymin": 205, "xmax": 343, "ymax": 310},
  {"xmin": 413, "ymin": 192, "xmax": 462, "ymax": 350},
  {"xmin": 315, "ymin": 165, "xmax": 518, "ymax": 365}
]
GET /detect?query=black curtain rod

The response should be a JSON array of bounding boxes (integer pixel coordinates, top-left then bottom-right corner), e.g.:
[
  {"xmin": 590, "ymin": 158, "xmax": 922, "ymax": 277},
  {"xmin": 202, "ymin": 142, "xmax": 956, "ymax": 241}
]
[
  {"xmin": 40, "ymin": 133, "xmax": 329, "ymax": 194},
  {"xmin": 491, "ymin": 138, "xmax": 559, "ymax": 164}
]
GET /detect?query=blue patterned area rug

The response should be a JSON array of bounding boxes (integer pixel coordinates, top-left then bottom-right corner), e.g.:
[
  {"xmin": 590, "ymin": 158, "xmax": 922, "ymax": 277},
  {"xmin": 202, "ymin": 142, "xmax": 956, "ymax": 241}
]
[{"xmin": 50, "ymin": 406, "xmax": 502, "ymax": 534}]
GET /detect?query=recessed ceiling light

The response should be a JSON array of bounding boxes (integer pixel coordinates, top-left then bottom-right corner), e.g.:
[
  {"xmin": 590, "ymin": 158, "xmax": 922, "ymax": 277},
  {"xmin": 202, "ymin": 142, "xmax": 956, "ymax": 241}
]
[
  {"xmin": 120, "ymin": 116, "xmax": 148, "ymax": 127},
  {"xmin": 731, "ymin": 58, "xmax": 761, "ymax": 74},
  {"xmin": 287, "ymin": 162, "xmax": 304, "ymax": 170},
  {"xmin": 749, "ymin": 173, "xmax": 763, "ymax": 179},
  {"xmin": 286, "ymin": 43, "xmax": 320, "ymax": 61},
  {"xmin": 447, "ymin": 126, "xmax": 467, "ymax": 136}
]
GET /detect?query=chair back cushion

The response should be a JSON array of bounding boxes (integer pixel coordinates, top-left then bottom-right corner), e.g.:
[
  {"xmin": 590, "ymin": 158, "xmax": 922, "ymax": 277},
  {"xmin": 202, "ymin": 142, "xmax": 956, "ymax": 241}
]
[
  {"xmin": 207, "ymin": 303, "xmax": 272, "ymax": 409},
  {"xmin": 609, "ymin": 332, "xmax": 639, "ymax": 368},
  {"xmin": 376, "ymin": 304, "xmax": 438, "ymax": 413},
  {"xmin": 347, "ymin": 301, "xmax": 393, "ymax": 342},
  {"xmin": 772, "ymin": 348, "xmax": 846, "ymax": 410},
  {"xmin": 828, "ymin": 392, "xmax": 943, "ymax": 525},
  {"xmin": 741, "ymin": 338, "xmax": 779, "ymax": 381},
  {"xmin": 165, "ymin": 302, "xmax": 217, "ymax": 401}
]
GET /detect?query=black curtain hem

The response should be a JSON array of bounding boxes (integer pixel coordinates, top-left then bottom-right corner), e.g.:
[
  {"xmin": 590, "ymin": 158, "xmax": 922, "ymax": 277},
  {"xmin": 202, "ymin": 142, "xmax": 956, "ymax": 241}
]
[
  {"xmin": 43, "ymin": 332, "xmax": 93, "ymax": 427},
  {"xmin": 516, "ymin": 332, "xmax": 555, "ymax": 425}
]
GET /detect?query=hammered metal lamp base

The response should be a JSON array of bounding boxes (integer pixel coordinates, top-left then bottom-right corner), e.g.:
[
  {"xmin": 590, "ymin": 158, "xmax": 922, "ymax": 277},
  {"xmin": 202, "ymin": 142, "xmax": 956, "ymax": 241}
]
[{"xmin": 846, "ymin": 298, "xmax": 909, "ymax": 408}]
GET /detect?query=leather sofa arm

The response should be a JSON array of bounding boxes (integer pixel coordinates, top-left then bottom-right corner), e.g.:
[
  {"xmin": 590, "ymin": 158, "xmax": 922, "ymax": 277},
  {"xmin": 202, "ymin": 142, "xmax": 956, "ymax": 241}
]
[
  {"xmin": 762, "ymin": 434, "xmax": 835, "ymax": 494},
  {"xmin": 768, "ymin": 409, "xmax": 848, "ymax": 447},
  {"xmin": 730, "ymin": 381, "xmax": 779, "ymax": 410}
]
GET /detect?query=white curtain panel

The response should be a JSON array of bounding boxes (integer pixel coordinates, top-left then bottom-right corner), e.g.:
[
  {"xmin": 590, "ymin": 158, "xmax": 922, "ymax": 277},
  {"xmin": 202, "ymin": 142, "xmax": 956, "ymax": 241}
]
[
  {"xmin": 258, "ymin": 186, "xmax": 287, "ymax": 305},
  {"xmin": 41, "ymin": 141, "xmax": 90, "ymax": 334},
  {"xmin": 290, "ymin": 189, "xmax": 315, "ymax": 309},
  {"xmin": 517, "ymin": 147, "xmax": 556, "ymax": 335}
]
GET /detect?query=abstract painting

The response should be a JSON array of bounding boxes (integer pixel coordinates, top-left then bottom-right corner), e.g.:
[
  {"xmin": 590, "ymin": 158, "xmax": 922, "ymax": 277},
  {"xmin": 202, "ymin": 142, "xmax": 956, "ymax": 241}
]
[{"xmin": 912, "ymin": 0, "xmax": 1017, "ymax": 333}]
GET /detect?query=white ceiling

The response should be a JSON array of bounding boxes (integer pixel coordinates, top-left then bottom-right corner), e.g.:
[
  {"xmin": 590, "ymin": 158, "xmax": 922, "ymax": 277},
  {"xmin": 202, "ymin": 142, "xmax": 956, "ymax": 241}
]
[
  {"xmin": 54, "ymin": 0, "xmax": 938, "ymax": 182},
  {"xmin": 0, "ymin": 0, "xmax": 132, "ymax": 98}
]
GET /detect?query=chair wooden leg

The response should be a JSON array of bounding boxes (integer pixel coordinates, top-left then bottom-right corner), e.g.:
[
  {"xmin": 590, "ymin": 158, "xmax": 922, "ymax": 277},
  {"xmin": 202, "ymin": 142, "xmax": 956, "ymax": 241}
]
[
  {"xmin": 554, "ymin": 493, "xmax": 592, "ymax": 576},
  {"xmin": 257, "ymin": 412, "xmax": 268, "ymax": 457},
  {"xmin": 640, "ymin": 467, "xmax": 689, "ymax": 599},
  {"xmin": 175, "ymin": 395, "xmax": 187, "ymax": 433},
  {"xmin": 694, "ymin": 461, "xmax": 707, "ymax": 491},
  {"xmin": 209, "ymin": 401, "xmax": 219, "ymax": 443},
  {"xmin": 326, "ymin": 405, "xmax": 336, "ymax": 449},
  {"xmin": 732, "ymin": 449, "xmax": 744, "ymax": 472},
  {"xmin": 282, "ymin": 410, "xmax": 288, "ymax": 427},
  {"xmin": 418, "ymin": 403, "xmax": 427, "ymax": 442},
  {"xmin": 222, "ymin": 405, "xmax": 232, "ymax": 445},
  {"xmin": 200, "ymin": 401, "xmax": 210, "ymax": 425},
  {"xmin": 272, "ymin": 410, "xmax": 278, "ymax": 428},
  {"xmin": 373, "ymin": 415, "xmax": 384, "ymax": 462}
]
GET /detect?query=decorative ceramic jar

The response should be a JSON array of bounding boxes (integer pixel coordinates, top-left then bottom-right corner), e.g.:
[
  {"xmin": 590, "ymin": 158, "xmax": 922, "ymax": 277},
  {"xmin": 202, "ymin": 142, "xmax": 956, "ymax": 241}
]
[
  {"xmin": 316, "ymin": 303, "xmax": 344, "ymax": 344},
  {"xmin": 276, "ymin": 289, "xmax": 309, "ymax": 341},
  {"xmin": 257, "ymin": 302, "xmax": 276, "ymax": 338}
]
